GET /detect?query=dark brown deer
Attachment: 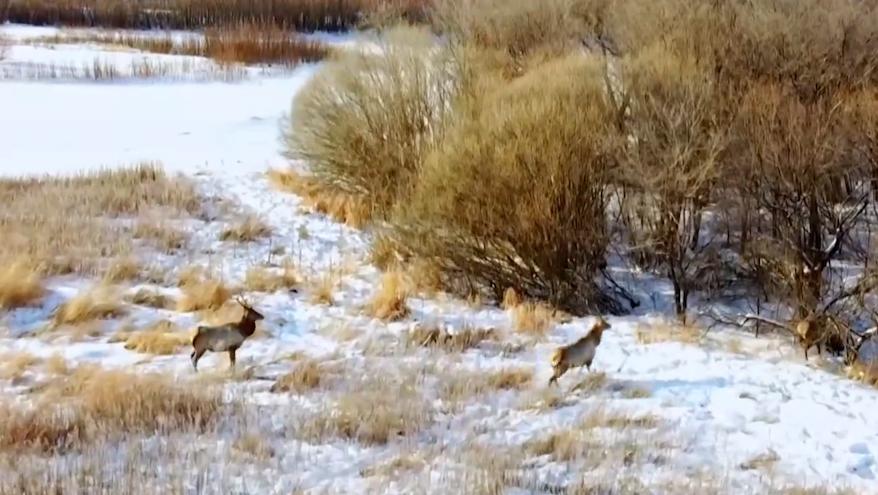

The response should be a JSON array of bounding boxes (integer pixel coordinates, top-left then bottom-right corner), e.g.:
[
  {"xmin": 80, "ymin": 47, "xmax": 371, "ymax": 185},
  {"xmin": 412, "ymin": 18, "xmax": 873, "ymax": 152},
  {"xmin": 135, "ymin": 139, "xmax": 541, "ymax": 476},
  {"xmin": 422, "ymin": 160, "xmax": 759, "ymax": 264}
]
[{"xmin": 190, "ymin": 297, "xmax": 264, "ymax": 372}]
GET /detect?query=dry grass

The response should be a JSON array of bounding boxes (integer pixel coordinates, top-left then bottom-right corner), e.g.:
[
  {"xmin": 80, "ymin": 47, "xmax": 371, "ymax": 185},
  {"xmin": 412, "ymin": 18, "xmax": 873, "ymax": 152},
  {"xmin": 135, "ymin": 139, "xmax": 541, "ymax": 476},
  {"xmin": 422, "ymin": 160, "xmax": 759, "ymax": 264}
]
[
  {"xmin": 0, "ymin": 368, "xmax": 221, "ymax": 453},
  {"xmin": 270, "ymin": 359, "xmax": 322, "ymax": 393},
  {"xmin": 102, "ymin": 257, "xmax": 142, "ymax": 283},
  {"xmin": 3, "ymin": 0, "xmax": 429, "ymax": 32},
  {"xmin": 296, "ymin": 374, "xmax": 431, "ymax": 445},
  {"xmin": 510, "ymin": 301, "xmax": 567, "ymax": 336},
  {"xmin": 244, "ymin": 264, "xmax": 298, "ymax": 293},
  {"xmin": 635, "ymin": 320, "xmax": 704, "ymax": 345},
  {"xmin": 368, "ymin": 270, "xmax": 411, "ymax": 321},
  {"xmin": 177, "ymin": 272, "xmax": 231, "ymax": 312},
  {"xmin": 52, "ymin": 286, "xmax": 126, "ymax": 328},
  {"xmin": 44, "ymin": 354, "xmax": 69, "ymax": 376},
  {"xmin": 268, "ymin": 168, "xmax": 372, "ymax": 228},
  {"xmin": 220, "ymin": 215, "xmax": 272, "ymax": 242},
  {"xmin": 0, "ymin": 260, "xmax": 45, "ymax": 310},
  {"xmin": 122, "ymin": 320, "xmax": 191, "ymax": 355},
  {"xmin": 308, "ymin": 270, "xmax": 338, "ymax": 305},
  {"xmin": 571, "ymin": 371, "xmax": 608, "ymax": 393},
  {"xmin": 847, "ymin": 359, "xmax": 878, "ymax": 387},
  {"xmin": 124, "ymin": 288, "xmax": 175, "ymax": 309},
  {"xmin": 232, "ymin": 432, "xmax": 275, "ymax": 460},
  {"xmin": 0, "ymin": 352, "xmax": 42, "ymax": 381},
  {"xmin": 0, "ymin": 163, "xmax": 199, "ymax": 276},
  {"xmin": 132, "ymin": 220, "xmax": 188, "ymax": 253},
  {"xmin": 439, "ymin": 367, "xmax": 533, "ymax": 410},
  {"xmin": 406, "ymin": 324, "xmax": 497, "ymax": 352},
  {"xmin": 501, "ymin": 287, "xmax": 522, "ymax": 310}
]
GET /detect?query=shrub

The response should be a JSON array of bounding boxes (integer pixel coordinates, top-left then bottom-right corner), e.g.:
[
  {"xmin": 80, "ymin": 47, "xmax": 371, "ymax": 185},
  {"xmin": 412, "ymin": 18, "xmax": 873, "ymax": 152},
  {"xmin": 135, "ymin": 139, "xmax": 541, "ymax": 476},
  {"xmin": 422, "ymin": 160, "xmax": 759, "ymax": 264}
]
[
  {"xmin": 283, "ymin": 26, "xmax": 459, "ymax": 218},
  {"xmin": 391, "ymin": 55, "xmax": 624, "ymax": 314}
]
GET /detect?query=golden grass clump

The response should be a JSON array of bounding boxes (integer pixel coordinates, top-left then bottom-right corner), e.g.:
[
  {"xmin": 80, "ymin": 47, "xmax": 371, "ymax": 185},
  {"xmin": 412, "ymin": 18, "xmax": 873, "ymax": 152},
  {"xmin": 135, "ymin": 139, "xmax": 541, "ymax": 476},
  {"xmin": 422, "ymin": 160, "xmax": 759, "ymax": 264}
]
[
  {"xmin": 297, "ymin": 375, "xmax": 431, "ymax": 445},
  {"xmin": 510, "ymin": 301, "xmax": 566, "ymax": 336},
  {"xmin": 501, "ymin": 287, "xmax": 522, "ymax": 310},
  {"xmin": 0, "ymin": 352, "xmax": 42, "ymax": 381},
  {"xmin": 0, "ymin": 261, "xmax": 45, "ymax": 310},
  {"xmin": 0, "ymin": 368, "xmax": 221, "ymax": 453},
  {"xmin": 407, "ymin": 325, "xmax": 496, "ymax": 352},
  {"xmin": 125, "ymin": 288, "xmax": 175, "ymax": 309},
  {"xmin": 220, "ymin": 215, "xmax": 272, "ymax": 242},
  {"xmin": 122, "ymin": 320, "xmax": 191, "ymax": 355},
  {"xmin": 368, "ymin": 270, "xmax": 411, "ymax": 321},
  {"xmin": 439, "ymin": 367, "xmax": 533, "ymax": 410},
  {"xmin": 132, "ymin": 220, "xmax": 188, "ymax": 252},
  {"xmin": 177, "ymin": 271, "xmax": 231, "ymax": 312},
  {"xmin": 0, "ymin": 163, "xmax": 199, "ymax": 276},
  {"xmin": 268, "ymin": 167, "xmax": 372, "ymax": 228},
  {"xmin": 244, "ymin": 265, "xmax": 298, "ymax": 293},
  {"xmin": 635, "ymin": 320, "xmax": 703, "ymax": 345},
  {"xmin": 102, "ymin": 257, "xmax": 142, "ymax": 283},
  {"xmin": 232, "ymin": 432, "xmax": 275, "ymax": 460},
  {"xmin": 52, "ymin": 286, "xmax": 126, "ymax": 328},
  {"xmin": 270, "ymin": 359, "xmax": 322, "ymax": 393},
  {"xmin": 308, "ymin": 271, "xmax": 337, "ymax": 305},
  {"xmin": 847, "ymin": 359, "xmax": 878, "ymax": 387}
]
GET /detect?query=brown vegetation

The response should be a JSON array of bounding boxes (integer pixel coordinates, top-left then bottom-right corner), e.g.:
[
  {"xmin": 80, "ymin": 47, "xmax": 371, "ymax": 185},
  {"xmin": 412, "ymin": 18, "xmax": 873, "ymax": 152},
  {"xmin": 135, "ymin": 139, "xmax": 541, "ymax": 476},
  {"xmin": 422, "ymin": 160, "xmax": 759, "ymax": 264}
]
[
  {"xmin": 270, "ymin": 359, "xmax": 322, "ymax": 393},
  {"xmin": 122, "ymin": 320, "xmax": 191, "ymax": 355},
  {"xmin": 0, "ymin": 163, "xmax": 199, "ymax": 276},
  {"xmin": 220, "ymin": 215, "xmax": 272, "ymax": 242},
  {"xmin": 177, "ymin": 271, "xmax": 231, "ymax": 312},
  {"xmin": 2, "ymin": 0, "xmax": 429, "ymax": 31},
  {"xmin": 406, "ymin": 324, "xmax": 496, "ymax": 352},
  {"xmin": 367, "ymin": 270, "xmax": 411, "ymax": 321},
  {"xmin": 268, "ymin": 167, "xmax": 372, "ymax": 227},
  {"xmin": 244, "ymin": 265, "xmax": 298, "ymax": 293},
  {"xmin": 0, "ymin": 261, "xmax": 45, "ymax": 310},
  {"xmin": 52, "ymin": 286, "xmax": 126, "ymax": 328}
]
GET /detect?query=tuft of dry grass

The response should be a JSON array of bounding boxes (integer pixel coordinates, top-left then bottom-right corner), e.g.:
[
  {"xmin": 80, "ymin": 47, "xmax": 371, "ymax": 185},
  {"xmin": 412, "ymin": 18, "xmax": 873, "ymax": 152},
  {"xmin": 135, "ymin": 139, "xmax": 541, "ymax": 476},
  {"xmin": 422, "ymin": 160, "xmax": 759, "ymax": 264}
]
[
  {"xmin": 571, "ymin": 371, "xmax": 608, "ymax": 393},
  {"xmin": 270, "ymin": 359, "xmax": 322, "ymax": 393},
  {"xmin": 501, "ymin": 287, "xmax": 522, "ymax": 310},
  {"xmin": 132, "ymin": 220, "xmax": 188, "ymax": 253},
  {"xmin": 268, "ymin": 167, "xmax": 372, "ymax": 228},
  {"xmin": 0, "ymin": 163, "xmax": 199, "ymax": 277},
  {"xmin": 43, "ymin": 354, "xmax": 69, "ymax": 376},
  {"xmin": 635, "ymin": 320, "xmax": 703, "ymax": 345},
  {"xmin": 438, "ymin": 367, "xmax": 533, "ymax": 411},
  {"xmin": 0, "ymin": 368, "xmax": 221, "ymax": 453},
  {"xmin": 368, "ymin": 270, "xmax": 411, "ymax": 321},
  {"xmin": 232, "ymin": 432, "xmax": 275, "ymax": 460},
  {"xmin": 122, "ymin": 320, "xmax": 191, "ymax": 355},
  {"xmin": 244, "ymin": 264, "xmax": 298, "ymax": 293},
  {"xmin": 510, "ymin": 301, "xmax": 566, "ymax": 336},
  {"xmin": 0, "ymin": 352, "xmax": 42, "ymax": 381},
  {"xmin": 296, "ymin": 374, "xmax": 431, "ymax": 446},
  {"xmin": 847, "ymin": 359, "xmax": 878, "ymax": 387},
  {"xmin": 125, "ymin": 288, "xmax": 175, "ymax": 309},
  {"xmin": 308, "ymin": 270, "xmax": 337, "ymax": 305},
  {"xmin": 102, "ymin": 257, "xmax": 142, "ymax": 283},
  {"xmin": 52, "ymin": 286, "xmax": 126, "ymax": 328},
  {"xmin": 220, "ymin": 215, "xmax": 272, "ymax": 242},
  {"xmin": 406, "ymin": 324, "xmax": 496, "ymax": 352},
  {"xmin": 177, "ymin": 272, "xmax": 231, "ymax": 312},
  {"xmin": 0, "ymin": 260, "xmax": 45, "ymax": 310}
]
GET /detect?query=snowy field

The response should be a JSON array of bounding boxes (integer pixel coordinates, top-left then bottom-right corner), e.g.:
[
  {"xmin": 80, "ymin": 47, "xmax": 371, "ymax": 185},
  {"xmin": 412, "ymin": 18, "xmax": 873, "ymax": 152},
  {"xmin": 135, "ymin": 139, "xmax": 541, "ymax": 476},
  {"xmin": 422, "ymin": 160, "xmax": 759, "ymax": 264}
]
[{"xmin": 1, "ymin": 22, "xmax": 877, "ymax": 494}]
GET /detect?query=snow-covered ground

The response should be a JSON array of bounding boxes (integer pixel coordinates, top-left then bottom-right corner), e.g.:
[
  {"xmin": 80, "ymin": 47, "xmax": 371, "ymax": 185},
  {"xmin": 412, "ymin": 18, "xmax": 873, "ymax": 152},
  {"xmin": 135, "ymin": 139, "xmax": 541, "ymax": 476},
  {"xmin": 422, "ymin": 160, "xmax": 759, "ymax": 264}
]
[{"xmin": 1, "ymin": 22, "xmax": 877, "ymax": 494}]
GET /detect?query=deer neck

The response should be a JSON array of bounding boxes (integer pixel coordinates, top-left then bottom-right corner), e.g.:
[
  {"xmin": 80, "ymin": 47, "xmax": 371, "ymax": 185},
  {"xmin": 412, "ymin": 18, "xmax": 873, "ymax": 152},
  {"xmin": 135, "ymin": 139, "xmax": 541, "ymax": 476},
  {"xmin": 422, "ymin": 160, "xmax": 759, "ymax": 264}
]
[{"xmin": 237, "ymin": 317, "xmax": 257, "ymax": 338}]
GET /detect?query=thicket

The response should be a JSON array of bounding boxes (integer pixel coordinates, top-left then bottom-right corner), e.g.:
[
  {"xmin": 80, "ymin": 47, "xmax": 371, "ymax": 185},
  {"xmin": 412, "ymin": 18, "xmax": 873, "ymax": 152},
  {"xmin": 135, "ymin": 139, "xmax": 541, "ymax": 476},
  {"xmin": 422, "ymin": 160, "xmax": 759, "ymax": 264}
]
[{"xmin": 285, "ymin": 0, "xmax": 878, "ymax": 360}]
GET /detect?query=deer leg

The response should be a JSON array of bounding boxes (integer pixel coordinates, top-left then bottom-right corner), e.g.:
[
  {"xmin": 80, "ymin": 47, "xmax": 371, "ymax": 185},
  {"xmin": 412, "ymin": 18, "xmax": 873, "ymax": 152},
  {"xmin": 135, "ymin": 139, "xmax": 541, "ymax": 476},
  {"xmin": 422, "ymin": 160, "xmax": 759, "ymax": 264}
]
[
  {"xmin": 228, "ymin": 346, "xmax": 239, "ymax": 370},
  {"xmin": 804, "ymin": 345, "xmax": 809, "ymax": 361},
  {"xmin": 191, "ymin": 348, "xmax": 206, "ymax": 372}
]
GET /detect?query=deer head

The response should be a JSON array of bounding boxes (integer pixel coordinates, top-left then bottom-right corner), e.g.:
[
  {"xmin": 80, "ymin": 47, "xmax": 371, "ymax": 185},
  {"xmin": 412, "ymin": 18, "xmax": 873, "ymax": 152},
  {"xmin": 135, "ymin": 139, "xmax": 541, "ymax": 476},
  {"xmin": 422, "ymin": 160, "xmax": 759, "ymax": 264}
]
[{"xmin": 236, "ymin": 296, "xmax": 265, "ymax": 321}]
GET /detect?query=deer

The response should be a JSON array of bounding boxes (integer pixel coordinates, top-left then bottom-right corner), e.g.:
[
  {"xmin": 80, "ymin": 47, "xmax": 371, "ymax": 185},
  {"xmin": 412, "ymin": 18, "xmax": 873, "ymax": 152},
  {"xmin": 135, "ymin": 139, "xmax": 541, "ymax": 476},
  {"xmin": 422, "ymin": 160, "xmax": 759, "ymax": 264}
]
[
  {"xmin": 548, "ymin": 316, "xmax": 610, "ymax": 386},
  {"xmin": 190, "ymin": 296, "xmax": 264, "ymax": 372}
]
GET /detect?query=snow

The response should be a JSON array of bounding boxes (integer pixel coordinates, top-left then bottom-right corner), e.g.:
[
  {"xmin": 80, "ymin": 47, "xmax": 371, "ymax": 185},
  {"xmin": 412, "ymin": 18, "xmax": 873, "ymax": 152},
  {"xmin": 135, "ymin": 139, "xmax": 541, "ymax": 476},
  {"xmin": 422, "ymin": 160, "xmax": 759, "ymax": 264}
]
[{"xmin": 1, "ymin": 23, "xmax": 878, "ymax": 494}]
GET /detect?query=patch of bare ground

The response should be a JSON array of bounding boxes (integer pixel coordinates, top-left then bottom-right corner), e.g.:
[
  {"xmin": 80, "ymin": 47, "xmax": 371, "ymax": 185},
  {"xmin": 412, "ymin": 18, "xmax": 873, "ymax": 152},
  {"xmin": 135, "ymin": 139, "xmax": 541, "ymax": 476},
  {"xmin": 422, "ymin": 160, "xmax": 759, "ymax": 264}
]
[{"xmin": 0, "ymin": 163, "xmax": 200, "ymax": 276}]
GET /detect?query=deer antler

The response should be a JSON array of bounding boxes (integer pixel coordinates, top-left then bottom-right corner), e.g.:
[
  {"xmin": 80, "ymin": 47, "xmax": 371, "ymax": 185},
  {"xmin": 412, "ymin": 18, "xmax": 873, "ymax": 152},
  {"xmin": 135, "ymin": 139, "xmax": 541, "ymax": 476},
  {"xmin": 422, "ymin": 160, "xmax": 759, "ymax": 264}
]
[{"xmin": 235, "ymin": 296, "xmax": 251, "ymax": 309}]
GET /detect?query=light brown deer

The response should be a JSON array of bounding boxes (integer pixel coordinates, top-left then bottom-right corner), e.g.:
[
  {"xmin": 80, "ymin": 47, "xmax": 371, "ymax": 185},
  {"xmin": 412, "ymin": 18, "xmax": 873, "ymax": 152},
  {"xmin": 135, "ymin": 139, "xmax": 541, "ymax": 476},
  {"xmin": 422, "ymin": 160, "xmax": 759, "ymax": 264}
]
[
  {"xmin": 549, "ymin": 317, "xmax": 610, "ymax": 386},
  {"xmin": 190, "ymin": 297, "xmax": 264, "ymax": 372}
]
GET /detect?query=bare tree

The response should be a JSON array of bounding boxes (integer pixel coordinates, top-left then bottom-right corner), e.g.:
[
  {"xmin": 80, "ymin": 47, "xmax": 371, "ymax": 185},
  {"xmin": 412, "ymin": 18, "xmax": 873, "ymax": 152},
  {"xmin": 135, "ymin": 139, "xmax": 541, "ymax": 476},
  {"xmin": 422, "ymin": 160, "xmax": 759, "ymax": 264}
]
[{"xmin": 617, "ymin": 50, "xmax": 726, "ymax": 321}]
